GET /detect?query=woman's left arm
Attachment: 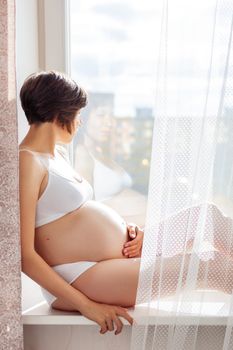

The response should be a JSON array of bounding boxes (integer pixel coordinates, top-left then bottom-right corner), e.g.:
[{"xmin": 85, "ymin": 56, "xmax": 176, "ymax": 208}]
[{"xmin": 122, "ymin": 223, "xmax": 144, "ymax": 258}]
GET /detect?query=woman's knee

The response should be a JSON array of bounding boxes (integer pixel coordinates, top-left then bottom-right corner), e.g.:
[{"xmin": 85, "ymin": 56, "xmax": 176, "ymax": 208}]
[{"xmin": 51, "ymin": 297, "xmax": 77, "ymax": 311}]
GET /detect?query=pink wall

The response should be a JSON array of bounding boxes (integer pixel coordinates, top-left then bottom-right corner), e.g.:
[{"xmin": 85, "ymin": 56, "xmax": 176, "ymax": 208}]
[{"xmin": 0, "ymin": 0, "xmax": 23, "ymax": 348}]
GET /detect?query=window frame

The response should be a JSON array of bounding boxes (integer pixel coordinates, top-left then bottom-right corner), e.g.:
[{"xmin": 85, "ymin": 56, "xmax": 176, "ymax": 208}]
[{"xmin": 38, "ymin": 0, "xmax": 74, "ymax": 165}]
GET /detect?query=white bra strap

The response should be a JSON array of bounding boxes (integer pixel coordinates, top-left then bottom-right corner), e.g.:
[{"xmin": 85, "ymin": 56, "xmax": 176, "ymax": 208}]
[
  {"xmin": 18, "ymin": 148, "xmax": 54, "ymax": 158},
  {"xmin": 18, "ymin": 148, "xmax": 38, "ymax": 155},
  {"xmin": 18, "ymin": 148, "xmax": 51, "ymax": 173}
]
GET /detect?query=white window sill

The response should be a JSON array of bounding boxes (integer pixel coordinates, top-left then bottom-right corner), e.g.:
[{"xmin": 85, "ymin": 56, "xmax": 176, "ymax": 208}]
[{"xmin": 22, "ymin": 289, "xmax": 231, "ymax": 326}]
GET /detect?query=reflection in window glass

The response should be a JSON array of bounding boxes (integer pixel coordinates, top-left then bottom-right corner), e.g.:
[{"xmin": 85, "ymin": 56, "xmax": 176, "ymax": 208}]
[{"xmin": 70, "ymin": 0, "xmax": 156, "ymax": 207}]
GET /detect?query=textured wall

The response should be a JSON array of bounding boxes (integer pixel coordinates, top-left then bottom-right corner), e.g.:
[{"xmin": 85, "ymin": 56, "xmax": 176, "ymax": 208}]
[{"xmin": 0, "ymin": 0, "xmax": 23, "ymax": 349}]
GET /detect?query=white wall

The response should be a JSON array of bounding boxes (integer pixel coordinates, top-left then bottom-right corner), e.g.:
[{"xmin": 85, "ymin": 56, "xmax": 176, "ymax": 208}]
[
  {"xmin": 16, "ymin": 0, "xmax": 39, "ymax": 144},
  {"xmin": 23, "ymin": 325, "xmax": 228, "ymax": 350}
]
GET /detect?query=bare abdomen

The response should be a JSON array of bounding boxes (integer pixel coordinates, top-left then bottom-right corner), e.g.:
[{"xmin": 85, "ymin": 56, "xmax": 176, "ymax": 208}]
[{"xmin": 35, "ymin": 200, "xmax": 129, "ymax": 266}]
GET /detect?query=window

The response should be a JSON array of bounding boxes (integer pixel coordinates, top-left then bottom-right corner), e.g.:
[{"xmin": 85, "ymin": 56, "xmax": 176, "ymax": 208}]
[{"xmin": 69, "ymin": 0, "xmax": 158, "ymax": 224}]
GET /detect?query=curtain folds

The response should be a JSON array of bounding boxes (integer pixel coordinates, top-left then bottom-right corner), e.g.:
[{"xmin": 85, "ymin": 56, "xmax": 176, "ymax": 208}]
[
  {"xmin": 0, "ymin": 0, "xmax": 23, "ymax": 349},
  {"xmin": 130, "ymin": 0, "xmax": 233, "ymax": 349}
]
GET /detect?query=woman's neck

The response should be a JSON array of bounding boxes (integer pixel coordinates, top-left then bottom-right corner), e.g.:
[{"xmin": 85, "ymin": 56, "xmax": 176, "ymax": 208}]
[{"xmin": 21, "ymin": 123, "xmax": 57, "ymax": 156}]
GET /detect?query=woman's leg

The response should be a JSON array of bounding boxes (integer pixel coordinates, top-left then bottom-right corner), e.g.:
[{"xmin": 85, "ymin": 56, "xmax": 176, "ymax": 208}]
[
  {"xmin": 52, "ymin": 258, "xmax": 141, "ymax": 310},
  {"xmin": 52, "ymin": 250, "xmax": 233, "ymax": 311},
  {"xmin": 150, "ymin": 202, "xmax": 233, "ymax": 258},
  {"xmin": 150, "ymin": 250, "xmax": 233, "ymax": 298}
]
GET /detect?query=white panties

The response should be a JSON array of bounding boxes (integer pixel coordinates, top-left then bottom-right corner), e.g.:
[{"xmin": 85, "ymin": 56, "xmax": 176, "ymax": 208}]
[{"xmin": 40, "ymin": 260, "xmax": 97, "ymax": 307}]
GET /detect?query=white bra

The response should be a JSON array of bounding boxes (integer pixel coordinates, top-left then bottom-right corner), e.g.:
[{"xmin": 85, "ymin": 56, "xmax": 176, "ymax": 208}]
[{"xmin": 19, "ymin": 145, "xmax": 94, "ymax": 228}]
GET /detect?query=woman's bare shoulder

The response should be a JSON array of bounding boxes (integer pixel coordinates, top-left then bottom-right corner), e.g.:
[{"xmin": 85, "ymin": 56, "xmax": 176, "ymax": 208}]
[{"xmin": 19, "ymin": 149, "xmax": 47, "ymax": 178}]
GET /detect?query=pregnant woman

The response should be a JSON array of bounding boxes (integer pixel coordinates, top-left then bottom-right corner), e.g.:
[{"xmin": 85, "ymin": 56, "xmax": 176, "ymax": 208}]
[{"xmin": 19, "ymin": 71, "xmax": 233, "ymax": 335}]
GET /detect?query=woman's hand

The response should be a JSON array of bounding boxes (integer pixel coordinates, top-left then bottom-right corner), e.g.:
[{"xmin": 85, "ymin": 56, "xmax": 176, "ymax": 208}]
[
  {"xmin": 79, "ymin": 299, "xmax": 134, "ymax": 335},
  {"xmin": 123, "ymin": 223, "xmax": 144, "ymax": 258}
]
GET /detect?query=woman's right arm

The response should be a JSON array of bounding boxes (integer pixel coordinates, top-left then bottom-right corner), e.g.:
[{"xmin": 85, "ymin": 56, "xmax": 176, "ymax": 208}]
[{"xmin": 19, "ymin": 151, "xmax": 134, "ymax": 334}]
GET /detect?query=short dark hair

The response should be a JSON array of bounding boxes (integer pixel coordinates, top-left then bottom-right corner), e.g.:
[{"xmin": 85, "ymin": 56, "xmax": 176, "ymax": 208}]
[{"xmin": 19, "ymin": 70, "xmax": 88, "ymax": 134}]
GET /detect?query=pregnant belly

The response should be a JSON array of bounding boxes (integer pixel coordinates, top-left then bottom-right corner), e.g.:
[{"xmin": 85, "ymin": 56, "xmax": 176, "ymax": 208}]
[{"xmin": 35, "ymin": 200, "xmax": 130, "ymax": 266}]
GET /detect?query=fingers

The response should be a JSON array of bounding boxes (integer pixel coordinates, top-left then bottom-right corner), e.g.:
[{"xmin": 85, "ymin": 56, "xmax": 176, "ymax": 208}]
[
  {"xmin": 125, "ymin": 231, "xmax": 143, "ymax": 247},
  {"xmin": 125, "ymin": 234, "xmax": 142, "ymax": 247},
  {"xmin": 123, "ymin": 247, "xmax": 139, "ymax": 257},
  {"xmin": 99, "ymin": 307, "xmax": 134, "ymax": 335},
  {"xmin": 105, "ymin": 317, "xmax": 115, "ymax": 332},
  {"xmin": 99, "ymin": 321, "xmax": 108, "ymax": 334},
  {"xmin": 124, "ymin": 246, "xmax": 140, "ymax": 254},
  {"xmin": 116, "ymin": 307, "xmax": 134, "ymax": 327},
  {"xmin": 124, "ymin": 248, "xmax": 141, "ymax": 257},
  {"xmin": 129, "ymin": 249, "xmax": 140, "ymax": 256},
  {"xmin": 124, "ymin": 243, "xmax": 138, "ymax": 252},
  {"xmin": 124, "ymin": 240, "xmax": 139, "ymax": 248},
  {"xmin": 112, "ymin": 315, "xmax": 123, "ymax": 335},
  {"xmin": 123, "ymin": 240, "xmax": 142, "ymax": 255}
]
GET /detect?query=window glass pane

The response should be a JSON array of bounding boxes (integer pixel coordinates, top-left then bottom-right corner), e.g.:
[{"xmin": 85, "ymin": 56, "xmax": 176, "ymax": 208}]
[{"xmin": 70, "ymin": 0, "xmax": 157, "ymax": 223}]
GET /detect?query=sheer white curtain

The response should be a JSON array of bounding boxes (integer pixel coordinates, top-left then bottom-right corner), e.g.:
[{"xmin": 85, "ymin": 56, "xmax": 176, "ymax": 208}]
[{"xmin": 130, "ymin": 0, "xmax": 233, "ymax": 349}]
